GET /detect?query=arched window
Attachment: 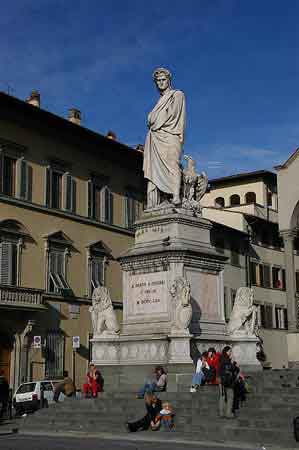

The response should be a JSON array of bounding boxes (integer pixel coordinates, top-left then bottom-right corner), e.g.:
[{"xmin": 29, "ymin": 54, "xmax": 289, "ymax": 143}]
[
  {"xmin": 230, "ymin": 194, "xmax": 241, "ymax": 206},
  {"xmin": 215, "ymin": 197, "xmax": 225, "ymax": 208},
  {"xmin": 245, "ymin": 192, "xmax": 256, "ymax": 204}
]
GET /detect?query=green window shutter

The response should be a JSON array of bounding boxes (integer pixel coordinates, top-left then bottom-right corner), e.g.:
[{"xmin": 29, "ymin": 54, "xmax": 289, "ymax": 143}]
[
  {"xmin": 87, "ymin": 180, "xmax": 94, "ymax": 218},
  {"xmin": 44, "ymin": 166, "xmax": 52, "ymax": 206},
  {"xmin": 71, "ymin": 178, "xmax": 76, "ymax": 213},
  {"xmin": 109, "ymin": 190, "xmax": 113, "ymax": 224},
  {"xmin": 0, "ymin": 242, "xmax": 14, "ymax": 285},
  {"xmin": 63, "ymin": 173, "xmax": 72, "ymax": 211},
  {"xmin": 0, "ymin": 150, "xmax": 3, "ymax": 193},
  {"xmin": 20, "ymin": 158, "xmax": 29, "ymax": 200},
  {"xmin": 123, "ymin": 196, "xmax": 129, "ymax": 228},
  {"xmin": 100, "ymin": 186, "xmax": 113, "ymax": 224},
  {"xmin": 263, "ymin": 265, "xmax": 271, "ymax": 288}
]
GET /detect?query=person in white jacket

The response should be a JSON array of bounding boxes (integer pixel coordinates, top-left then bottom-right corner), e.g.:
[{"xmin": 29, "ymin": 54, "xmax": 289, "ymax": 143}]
[{"xmin": 190, "ymin": 351, "xmax": 210, "ymax": 393}]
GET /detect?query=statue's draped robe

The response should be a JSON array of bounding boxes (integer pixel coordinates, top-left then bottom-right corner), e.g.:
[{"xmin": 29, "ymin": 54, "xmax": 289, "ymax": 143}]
[{"xmin": 143, "ymin": 89, "xmax": 186, "ymax": 195}]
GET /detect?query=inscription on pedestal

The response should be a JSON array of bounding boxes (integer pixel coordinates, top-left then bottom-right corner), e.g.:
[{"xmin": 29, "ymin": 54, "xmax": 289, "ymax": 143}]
[{"xmin": 130, "ymin": 271, "xmax": 168, "ymax": 316}]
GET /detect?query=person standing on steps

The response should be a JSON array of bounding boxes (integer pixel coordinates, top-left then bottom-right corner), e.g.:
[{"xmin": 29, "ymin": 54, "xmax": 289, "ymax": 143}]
[{"xmin": 218, "ymin": 346, "xmax": 239, "ymax": 418}]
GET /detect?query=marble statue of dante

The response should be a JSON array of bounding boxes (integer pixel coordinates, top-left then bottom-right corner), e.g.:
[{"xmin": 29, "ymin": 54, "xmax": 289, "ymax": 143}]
[{"xmin": 143, "ymin": 68, "xmax": 186, "ymax": 208}]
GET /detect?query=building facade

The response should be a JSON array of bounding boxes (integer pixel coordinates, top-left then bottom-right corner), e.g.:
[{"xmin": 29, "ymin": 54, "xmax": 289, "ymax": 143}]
[
  {"xmin": 202, "ymin": 171, "xmax": 290, "ymax": 368},
  {"xmin": 276, "ymin": 150, "xmax": 299, "ymax": 367},
  {"xmin": 0, "ymin": 91, "xmax": 144, "ymax": 389}
]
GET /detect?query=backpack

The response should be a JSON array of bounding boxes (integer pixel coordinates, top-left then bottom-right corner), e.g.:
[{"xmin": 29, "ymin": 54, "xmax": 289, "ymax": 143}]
[{"xmin": 220, "ymin": 363, "xmax": 234, "ymax": 388}]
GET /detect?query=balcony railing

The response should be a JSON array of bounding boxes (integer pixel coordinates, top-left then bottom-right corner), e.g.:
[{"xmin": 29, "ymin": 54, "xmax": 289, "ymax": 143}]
[{"xmin": 0, "ymin": 285, "xmax": 45, "ymax": 310}]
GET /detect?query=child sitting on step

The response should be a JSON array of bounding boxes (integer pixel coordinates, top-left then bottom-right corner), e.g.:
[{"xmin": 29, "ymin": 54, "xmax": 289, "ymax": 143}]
[{"xmin": 151, "ymin": 401, "xmax": 175, "ymax": 431}]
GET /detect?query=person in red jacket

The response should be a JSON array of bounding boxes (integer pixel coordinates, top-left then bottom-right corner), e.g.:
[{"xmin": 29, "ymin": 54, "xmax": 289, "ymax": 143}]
[
  {"xmin": 207, "ymin": 347, "xmax": 221, "ymax": 385},
  {"xmin": 83, "ymin": 364, "xmax": 104, "ymax": 398}
]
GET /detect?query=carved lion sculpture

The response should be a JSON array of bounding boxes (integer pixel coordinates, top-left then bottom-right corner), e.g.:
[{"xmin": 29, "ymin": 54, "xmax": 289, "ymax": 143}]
[
  {"xmin": 170, "ymin": 276, "xmax": 192, "ymax": 334},
  {"xmin": 89, "ymin": 286, "xmax": 120, "ymax": 336},
  {"xmin": 227, "ymin": 287, "xmax": 258, "ymax": 336}
]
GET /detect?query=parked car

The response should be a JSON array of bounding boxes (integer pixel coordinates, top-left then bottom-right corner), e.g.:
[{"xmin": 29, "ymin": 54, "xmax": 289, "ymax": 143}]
[{"xmin": 13, "ymin": 380, "xmax": 65, "ymax": 415}]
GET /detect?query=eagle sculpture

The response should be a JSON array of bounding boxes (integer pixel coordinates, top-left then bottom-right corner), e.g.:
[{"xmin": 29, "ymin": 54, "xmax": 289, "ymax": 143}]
[{"xmin": 182, "ymin": 156, "xmax": 208, "ymax": 214}]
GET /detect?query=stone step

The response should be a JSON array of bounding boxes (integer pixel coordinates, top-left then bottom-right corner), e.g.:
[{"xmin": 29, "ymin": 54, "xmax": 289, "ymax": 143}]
[
  {"xmin": 21, "ymin": 419, "xmax": 295, "ymax": 446},
  {"xmin": 25, "ymin": 410, "xmax": 294, "ymax": 430}
]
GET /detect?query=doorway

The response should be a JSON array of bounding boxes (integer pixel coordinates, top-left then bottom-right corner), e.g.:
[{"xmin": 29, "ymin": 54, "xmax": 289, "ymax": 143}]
[{"xmin": 0, "ymin": 334, "xmax": 13, "ymax": 381}]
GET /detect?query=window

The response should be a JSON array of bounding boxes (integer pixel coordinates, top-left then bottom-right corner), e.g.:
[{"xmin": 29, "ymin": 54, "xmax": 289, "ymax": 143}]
[
  {"xmin": 255, "ymin": 304, "xmax": 262, "ymax": 327},
  {"xmin": 275, "ymin": 307, "xmax": 288, "ymax": 330},
  {"xmin": 272, "ymin": 267, "xmax": 283, "ymax": 289},
  {"xmin": 45, "ymin": 167, "xmax": 76, "ymax": 212},
  {"xmin": 2, "ymin": 156, "xmax": 16, "ymax": 196},
  {"xmin": 230, "ymin": 244, "xmax": 240, "ymax": 266},
  {"xmin": 282, "ymin": 269, "xmax": 286, "ymax": 290},
  {"xmin": 0, "ymin": 241, "xmax": 18, "ymax": 285},
  {"xmin": 0, "ymin": 143, "xmax": 31, "ymax": 201},
  {"xmin": 45, "ymin": 332, "xmax": 65, "ymax": 378},
  {"xmin": 87, "ymin": 180, "xmax": 113, "ymax": 224},
  {"xmin": 90, "ymin": 258, "xmax": 104, "ymax": 291},
  {"xmin": 124, "ymin": 192, "xmax": 141, "ymax": 229},
  {"xmin": 215, "ymin": 197, "xmax": 225, "ymax": 208},
  {"xmin": 88, "ymin": 333, "xmax": 93, "ymax": 363},
  {"xmin": 267, "ymin": 191, "xmax": 273, "ymax": 207},
  {"xmin": 263, "ymin": 265, "xmax": 271, "ymax": 288},
  {"xmin": 245, "ymin": 192, "xmax": 256, "ymax": 204},
  {"xmin": 48, "ymin": 250, "xmax": 71, "ymax": 295},
  {"xmin": 261, "ymin": 304, "xmax": 273, "ymax": 329},
  {"xmin": 63, "ymin": 173, "xmax": 76, "ymax": 213},
  {"xmin": 250, "ymin": 261, "xmax": 257, "ymax": 285},
  {"xmin": 51, "ymin": 171, "xmax": 62, "ymax": 209},
  {"xmin": 230, "ymin": 194, "xmax": 240, "ymax": 206},
  {"xmin": 250, "ymin": 262, "xmax": 271, "ymax": 289},
  {"xmin": 224, "ymin": 287, "xmax": 229, "ymax": 321},
  {"xmin": 214, "ymin": 236, "xmax": 225, "ymax": 254},
  {"xmin": 86, "ymin": 240, "xmax": 110, "ymax": 297},
  {"xmin": 231, "ymin": 289, "xmax": 237, "ymax": 308},
  {"xmin": 69, "ymin": 304, "xmax": 80, "ymax": 319},
  {"xmin": 296, "ymin": 272, "xmax": 299, "ymax": 293}
]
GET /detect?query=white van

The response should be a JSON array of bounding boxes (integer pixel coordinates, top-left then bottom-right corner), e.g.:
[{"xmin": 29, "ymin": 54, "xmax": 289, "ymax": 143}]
[{"xmin": 13, "ymin": 380, "xmax": 65, "ymax": 415}]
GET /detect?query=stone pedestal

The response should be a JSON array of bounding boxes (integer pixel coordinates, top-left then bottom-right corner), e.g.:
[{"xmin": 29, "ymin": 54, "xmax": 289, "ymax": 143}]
[
  {"xmin": 286, "ymin": 333, "xmax": 299, "ymax": 368},
  {"xmin": 91, "ymin": 207, "xmax": 227, "ymax": 368},
  {"xmin": 230, "ymin": 334, "xmax": 261, "ymax": 372},
  {"xmin": 168, "ymin": 333, "xmax": 193, "ymax": 364},
  {"xmin": 91, "ymin": 207, "xmax": 263, "ymax": 377},
  {"xmin": 120, "ymin": 207, "xmax": 227, "ymax": 341}
]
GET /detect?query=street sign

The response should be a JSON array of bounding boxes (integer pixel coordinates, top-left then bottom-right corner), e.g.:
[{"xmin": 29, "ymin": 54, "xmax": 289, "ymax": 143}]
[
  {"xmin": 33, "ymin": 336, "xmax": 41, "ymax": 348},
  {"xmin": 72, "ymin": 336, "xmax": 80, "ymax": 349}
]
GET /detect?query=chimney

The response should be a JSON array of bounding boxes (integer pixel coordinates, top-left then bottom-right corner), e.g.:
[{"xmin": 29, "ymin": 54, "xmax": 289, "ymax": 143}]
[
  {"xmin": 68, "ymin": 108, "xmax": 81, "ymax": 125},
  {"xmin": 26, "ymin": 90, "xmax": 40, "ymax": 107},
  {"xmin": 106, "ymin": 130, "xmax": 117, "ymax": 140}
]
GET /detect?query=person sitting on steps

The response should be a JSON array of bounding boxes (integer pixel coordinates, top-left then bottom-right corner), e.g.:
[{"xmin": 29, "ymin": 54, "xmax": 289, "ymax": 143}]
[
  {"xmin": 53, "ymin": 371, "xmax": 75, "ymax": 402},
  {"xmin": 190, "ymin": 351, "xmax": 210, "ymax": 392},
  {"xmin": 127, "ymin": 393, "xmax": 162, "ymax": 432},
  {"xmin": 207, "ymin": 347, "xmax": 221, "ymax": 385},
  {"xmin": 83, "ymin": 363, "xmax": 104, "ymax": 398},
  {"xmin": 137, "ymin": 366, "xmax": 167, "ymax": 399}
]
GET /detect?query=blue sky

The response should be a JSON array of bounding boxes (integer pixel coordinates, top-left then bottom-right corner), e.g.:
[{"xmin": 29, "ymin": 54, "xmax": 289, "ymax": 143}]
[{"xmin": 1, "ymin": 0, "xmax": 299, "ymax": 177}]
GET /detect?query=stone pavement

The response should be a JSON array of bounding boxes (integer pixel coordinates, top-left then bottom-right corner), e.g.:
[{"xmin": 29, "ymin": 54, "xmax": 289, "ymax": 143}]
[{"xmin": 1, "ymin": 433, "xmax": 297, "ymax": 450}]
